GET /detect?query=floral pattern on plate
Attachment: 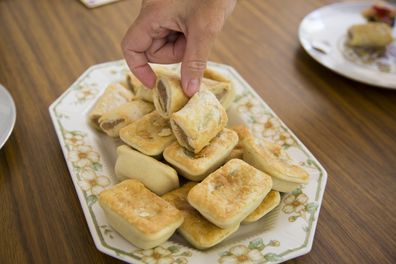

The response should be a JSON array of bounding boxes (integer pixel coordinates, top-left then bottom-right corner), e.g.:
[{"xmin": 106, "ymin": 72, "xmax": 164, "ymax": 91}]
[{"xmin": 49, "ymin": 60, "xmax": 327, "ymax": 263}]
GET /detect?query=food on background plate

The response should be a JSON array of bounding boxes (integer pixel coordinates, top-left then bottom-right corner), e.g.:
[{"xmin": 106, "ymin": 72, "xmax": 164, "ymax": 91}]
[
  {"xmin": 114, "ymin": 145, "xmax": 179, "ymax": 195},
  {"xmin": 162, "ymin": 182, "xmax": 240, "ymax": 250},
  {"xmin": 203, "ymin": 68, "xmax": 236, "ymax": 110},
  {"xmin": 170, "ymin": 89, "xmax": 228, "ymax": 154},
  {"xmin": 347, "ymin": 22, "xmax": 394, "ymax": 48},
  {"xmin": 163, "ymin": 128, "xmax": 238, "ymax": 181},
  {"xmin": 187, "ymin": 159, "xmax": 273, "ymax": 229},
  {"xmin": 119, "ymin": 111, "xmax": 175, "ymax": 157},
  {"xmin": 242, "ymin": 190, "xmax": 281, "ymax": 224},
  {"xmin": 99, "ymin": 179, "xmax": 183, "ymax": 249},
  {"xmin": 362, "ymin": 1, "xmax": 396, "ymax": 27},
  {"xmin": 88, "ymin": 82, "xmax": 133, "ymax": 129},
  {"xmin": 98, "ymin": 100, "xmax": 154, "ymax": 137}
]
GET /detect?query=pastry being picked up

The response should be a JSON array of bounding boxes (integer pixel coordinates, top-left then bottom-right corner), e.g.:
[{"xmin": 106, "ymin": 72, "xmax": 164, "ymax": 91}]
[
  {"xmin": 114, "ymin": 145, "xmax": 179, "ymax": 195},
  {"xmin": 171, "ymin": 89, "xmax": 228, "ymax": 153},
  {"xmin": 120, "ymin": 111, "xmax": 175, "ymax": 157},
  {"xmin": 99, "ymin": 179, "xmax": 184, "ymax": 249},
  {"xmin": 187, "ymin": 159, "xmax": 273, "ymax": 229},
  {"xmin": 163, "ymin": 128, "xmax": 238, "ymax": 181},
  {"xmin": 347, "ymin": 22, "xmax": 394, "ymax": 48},
  {"xmin": 162, "ymin": 183, "xmax": 239, "ymax": 250},
  {"xmin": 98, "ymin": 100, "xmax": 154, "ymax": 137}
]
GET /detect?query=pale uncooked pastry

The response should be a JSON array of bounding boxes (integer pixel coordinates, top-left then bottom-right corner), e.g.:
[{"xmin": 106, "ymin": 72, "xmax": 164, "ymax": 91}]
[
  {"xmin": 114, "ymin": 145, "xmax": 179, "ymax": 195},
  {"xmin": 242, "ymin": 190, "xmax": 280, "ymax": 224},
  {"xmin": 99, "ymin": 179, "xmax": 183, "ymax": 249},
  {"xmin": 347, "ymin": 22, "xmax": 394, "ymax": 48},
  {"xmin": 119, "ymin": 111, "xmax": 176, "ymax": 156},
  {"xmin": 88, "ymin": 82, "xmax": 133, "ymax": 129},
  {"xmin": 98, "ymin": 100, "xmax": 154, "ymax": 137},
  {"xmin": 187, "ymin": 159, "xmax": 273, "ymax": 229},
  {"xmin": 243, "ymin": 136, "xmax": 309, "ymax": 193},
  {"xmin": 203, "ymin": 68, "xmax": 235, "ymax": 110},
  {"xmin": 153, "ymin": 74, "xmax": 189, "ymax": 119},
  {"xmin": 162, "ymin": 182, "xmax": 239, "ymax": 249},
  {"xmin": 171, "ymin": 89, "xmax": 228, "ymax": 153},
  {"xmin": 163, "ymin": 128, "xmax": 238, "ymax": 181}
]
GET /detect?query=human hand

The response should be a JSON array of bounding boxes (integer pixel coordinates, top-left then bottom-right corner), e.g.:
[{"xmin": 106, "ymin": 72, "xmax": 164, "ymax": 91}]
[{"xmin": 121, "ymin": 0, "xmax": 236, "ymax": 96}]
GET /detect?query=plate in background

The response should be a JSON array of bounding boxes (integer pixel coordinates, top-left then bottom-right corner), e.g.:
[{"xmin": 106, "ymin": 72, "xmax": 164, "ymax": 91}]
[
  {"xmin": 0, "ymin": 84, "xmax": 16, "ymax": 149},
  {"xmin": 299, "ymin": 2, "xmax": 396, "ymax": 89}
]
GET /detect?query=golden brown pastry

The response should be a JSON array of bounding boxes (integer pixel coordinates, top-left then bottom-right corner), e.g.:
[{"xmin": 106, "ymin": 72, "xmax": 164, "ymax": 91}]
[
  {"xmin": 347, "ymin": 22, "xmax": 394, "ymax": 48},
  {"xmin": 88, "ymin": 82, "xmax": 134, "ymax": 129},
  {"xmin": 187, "ymin": 159, "xmax": 273, "ymax": 228},
  {"xmin": 163, "ymin": 128, "xmax": 238, "ymax": 181},
  {"xmin": 153, "ymin": 74, "xmax": 189, "ymax": 119},
  {"xmin": 162, "ymin": 182, "xmax": 239, "ymax": 249},
  {"xmin": 242, "ymin": 190, "xmax": 281, "ymax": 224},
  {"xmin": 119, "ymin": 111, "xmax": 176, "ymax": 157},
  {"xmin": 98, "ymin": 100, "xmax": 154, "ymax": 137},
  {"xmin": 243, "ymin": 136, "xmax": 309, "ymax": 193},
  {"xmin": 171, "ymin": 89, "xmax": 228, "ymax": 153},
  {"xmin": 114, "ymin": 145, "xmax": 179, "ymax": 195},
  {"xmin": 99, "ymin": 179, "xmax": 183, "ymax": 249},
  {"xmin": 202, "ymin": 68, "xmax": 235, "ymax": 110}
]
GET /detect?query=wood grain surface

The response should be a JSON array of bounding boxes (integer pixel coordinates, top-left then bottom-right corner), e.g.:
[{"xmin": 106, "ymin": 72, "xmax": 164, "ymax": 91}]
[{"xmin": 0, "ymin": 0, "xmax": 395, "ymax": 263}]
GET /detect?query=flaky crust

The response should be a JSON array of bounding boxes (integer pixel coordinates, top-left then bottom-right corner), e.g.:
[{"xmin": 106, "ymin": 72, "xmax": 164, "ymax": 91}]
[
  {"xmin": 243, "ymin": 136, "xmax": 309, "ymax": 185},
  {"xmin": 119, "ymin": 111, "xmax": 175, "ymax": 156},
  {"xmin": 153, "ymin": 75, "xmax": 189, "ymax": 119},
  {"xmin": 187, "ymin": 159, "xmax": 272, "ymax": 228},
  {"xmin": 163, "ymin": 128, "xmax": 238, "ymax": 181},
  {"xmin": 88, "ymin": 82, "xmax": 133, "ymax": 129},
  {"xmin": 243, "ymin": 190, "xmax": 280, "ymax": 223},
  {"xmin": 171, "ymin": 89, "xmax": 228, "ymax": 153},
  {"xmin": 98, "ymin": 100, "xmax": 154, "ymax": 137}
]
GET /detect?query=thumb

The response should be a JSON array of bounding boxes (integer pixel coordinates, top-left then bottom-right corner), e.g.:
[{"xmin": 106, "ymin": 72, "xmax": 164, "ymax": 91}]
[{"xmin": 181, "ymin": 26, "xmax": 217, "ymax": 97}]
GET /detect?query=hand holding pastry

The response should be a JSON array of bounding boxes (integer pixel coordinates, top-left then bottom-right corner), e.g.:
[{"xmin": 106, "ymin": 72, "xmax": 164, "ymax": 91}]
[{"xmin": 121, "ymin": 0, "xmax": 237, "ymax": 96}]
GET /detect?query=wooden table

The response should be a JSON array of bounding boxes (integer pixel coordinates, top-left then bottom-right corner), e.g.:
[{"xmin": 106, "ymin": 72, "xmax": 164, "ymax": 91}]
[{"xmin": 1, "ymin": 0, "xmax": 395, "ymax": 263}]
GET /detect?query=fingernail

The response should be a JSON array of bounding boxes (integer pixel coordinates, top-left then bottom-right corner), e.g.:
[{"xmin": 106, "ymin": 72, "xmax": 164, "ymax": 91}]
[{"xmin": 186, "ymin": 79, "xmax": 200, "ymax": 97}]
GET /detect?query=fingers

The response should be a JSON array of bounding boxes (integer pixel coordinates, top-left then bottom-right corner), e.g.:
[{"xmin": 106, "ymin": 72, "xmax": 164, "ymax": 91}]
[
  {"xmin": 181, "ymin": 24, "xmax": 218, "ymax": 97},
  {"xmin": 146, "ymin": 33, "xmax": 186, "ymax": 64},
  {"xmin": 122, "ymin": 19, "xmax": 157, "ymax": 88}
]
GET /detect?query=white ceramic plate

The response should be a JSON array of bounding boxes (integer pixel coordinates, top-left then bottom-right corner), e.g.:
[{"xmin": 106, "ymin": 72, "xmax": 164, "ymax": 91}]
[
  {"xmin": 299, "ymin": 2, "xmax": 396, "ymax": 89},
  {"xmin": 0, "ymin": 84, "xmax": 16, "ymax": 149},
  {"xmin": 49, "ymin": 60, "xmax": 327, "ymax": 264}
]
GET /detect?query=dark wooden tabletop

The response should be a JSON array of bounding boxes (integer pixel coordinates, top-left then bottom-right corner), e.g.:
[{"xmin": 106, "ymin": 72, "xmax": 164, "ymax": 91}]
[{"xmin": 1, "ymin": 0, "xmax": 395, "ymax": 263}]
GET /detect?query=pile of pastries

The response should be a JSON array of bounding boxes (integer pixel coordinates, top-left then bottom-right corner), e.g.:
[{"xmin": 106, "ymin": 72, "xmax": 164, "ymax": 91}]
[
  {"xmin": 347, "ymin": 1, "xmax": 395, "ymax": 49},
  {"xmin": 88, "ymin": 66, "xmax": 309, "ymax": 250}
]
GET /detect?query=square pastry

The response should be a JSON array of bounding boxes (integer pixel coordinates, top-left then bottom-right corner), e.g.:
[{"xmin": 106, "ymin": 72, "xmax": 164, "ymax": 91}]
[
  {"xmin": 163, "ymin": 128, "xmax": 238, "ymax": 181},
  {"xmin": 99, "ymin": 179, "xmax": 184, "ymax": 249},
  {"xmin": 242, "ymin": 190, "xmax": 281, "ymax": 224},
  {"xmin": 187, "ymin": 159, "xmax": 273, "ymax": 228},
  {"xmin": 119, "ymin": 111, "xmax": 175, "ymax": 156},
  {"xmin": 162, "ymin": 182, "xmax": 239, "ymax": 249},
  {"xmin": 115, "ymin": 145, "xmax": 179, "ymax": 195}
]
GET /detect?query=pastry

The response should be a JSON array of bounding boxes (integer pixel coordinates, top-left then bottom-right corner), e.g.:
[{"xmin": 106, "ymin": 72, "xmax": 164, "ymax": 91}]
[
  {"xmin": 163, "ymin": 128, "xmax": 238, "ymax": 181},
  {"xmin": 88, "ymin": 82, "xmax": 133, "ymax": 129},
  {"xmin": 119, "ymin": 111, "xmax": 176, "ymax": 156},
  {"xmin": 362, "ymin": 2, "xmax": 395, "ymax": 27},
  {"xmin": 242, "ymin": 190, "xmax": 281, "ymax": 224},
  {"xmin": 171, "ymin": 89, "xmax": 228, "ymax": 153},
  {"xmin": 162, "ymin": 183, "xmax": 239, "ymax": 249},
  {"xmin": 98, "ymin": 100, "xmax": 154, "ymax": 137},
  {"xmin": 243, "ymin": 136, "xmax": 309, "ymax": 193},
  {"xmin": 347, "ymin": 22, "xmax": 394, "ymax": 48},
  {"xmin": 153, "ymin": 74, "xmax": 189, "ymax": 119},
  {"xmin": 99, "ymin": 179, "xmax": 183, "ymax": 249},
  {"xmin": 114, "ymin": 145, "xmax": 179, "ymax": 195},
  {"xmin": 126, "ymin": 72, "xmax": 154, "ymax": 102},
  {"xmin": 203, "ymin": 68, "xmax": 235, "ymax": 110},
  {"xmin": 187, "ymin": 159, "xmax": 273, "ymax": 228}
]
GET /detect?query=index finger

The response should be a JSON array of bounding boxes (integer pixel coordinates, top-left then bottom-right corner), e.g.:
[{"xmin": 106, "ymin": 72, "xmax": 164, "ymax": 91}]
[{"xmin": 122, "ymin": 20, "xmax": 156, "ymax": 88}]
